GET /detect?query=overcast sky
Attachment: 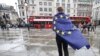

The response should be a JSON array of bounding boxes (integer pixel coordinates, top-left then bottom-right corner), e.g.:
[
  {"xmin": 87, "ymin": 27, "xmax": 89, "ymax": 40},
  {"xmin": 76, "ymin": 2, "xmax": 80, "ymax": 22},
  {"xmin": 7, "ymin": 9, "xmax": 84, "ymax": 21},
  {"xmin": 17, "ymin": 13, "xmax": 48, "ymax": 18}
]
[{"xmin": 0, "ymin": 0, "xmax": 18, "ymax": 9}]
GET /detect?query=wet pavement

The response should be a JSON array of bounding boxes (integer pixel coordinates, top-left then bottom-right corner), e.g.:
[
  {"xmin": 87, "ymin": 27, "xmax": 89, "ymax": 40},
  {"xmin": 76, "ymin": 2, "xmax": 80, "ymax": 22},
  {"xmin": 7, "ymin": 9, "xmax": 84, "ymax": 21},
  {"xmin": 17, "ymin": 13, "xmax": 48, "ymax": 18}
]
[{"xmin": 0, "ymin": 27, "xmax": 100, "ymax": 56}]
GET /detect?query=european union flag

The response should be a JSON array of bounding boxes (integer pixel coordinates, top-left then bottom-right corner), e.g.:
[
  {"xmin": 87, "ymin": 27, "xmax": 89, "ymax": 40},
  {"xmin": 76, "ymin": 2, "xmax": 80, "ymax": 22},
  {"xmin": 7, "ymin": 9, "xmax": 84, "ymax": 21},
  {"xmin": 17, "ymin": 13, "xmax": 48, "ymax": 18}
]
[{"xmin": 53, "ymin": 12, "xmax": 90, "ymax": 50}]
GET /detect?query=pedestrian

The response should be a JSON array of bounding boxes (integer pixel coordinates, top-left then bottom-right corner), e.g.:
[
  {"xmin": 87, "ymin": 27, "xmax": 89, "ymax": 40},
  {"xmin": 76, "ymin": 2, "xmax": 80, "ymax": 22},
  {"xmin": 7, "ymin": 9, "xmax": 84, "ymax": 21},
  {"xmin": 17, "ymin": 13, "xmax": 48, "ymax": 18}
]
[
  {"xmin": 0, "ymin": 21, "xmax": 4, "ymax": 30},
  {"xmin": 91, "ymin": 23, "xmax": 95, "ymax": 32},
  {"xmin": 82, "ymin": 23, "xmax": 87, "ymax": 33},
  {"xmin": 0, "ymin": 20, "xmax": 6, "ymax": 30},
  {"xmin": 94, "ymin": 22, "xmax": 97, "ymax": 29},
  {"xmin": 53, "ymin": 7, "xmax": 90, "ymax": 56},
  {"xmin": 6, "ymin": 23, "xmax": 10, "ymax": 30},
  {"xmin": 54, "ymin": 7, "xmax": 69, "ymax": 56},
  {"xmin": 87, "ymin": 22, "xmax": 91, "ymax": 32},
  {"xmin": 27, "ymin": 23, "xmax": 30, "ymax": 31},
  {"xmin": 15, "ymin": 24, "xmax": 18, "ymax": 29},
  {"xmin": 78, "ymin": 23, "xmax": 83, "ymax": 31}
]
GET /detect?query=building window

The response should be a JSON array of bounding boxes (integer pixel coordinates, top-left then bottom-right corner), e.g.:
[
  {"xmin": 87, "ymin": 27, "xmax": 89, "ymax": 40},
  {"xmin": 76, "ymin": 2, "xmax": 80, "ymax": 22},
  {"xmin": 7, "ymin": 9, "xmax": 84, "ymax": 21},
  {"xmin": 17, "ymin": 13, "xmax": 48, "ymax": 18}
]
[
  {"xmin": 49, "ymin": 14, "xmax": 52, "ymax": 16},
  {"xmin": 32, "ymin": 0, "xmax": 34, "ymax": 4},
  {"xmin": 78, "ymin": 13, "xmax": 81, "ymax": 16},
  {"xmin": 57, "ymin": 0, "xmax": 61, "ymax": 2},
  {"xmin": 44, "ymin": 8, "xmax": 47, "ymax": 11},
  {"xmin": 22, "ymin": 12, "xmax": 24, "ymax": 16},
  {"xmin": 44, "ymin": 13, "xmax": 48, "ymax": 16},
  {"xmin": 73, "ymin": 0, "xmax": 77, "ymax": 2},
  {"xmin": 49, "ymin": 8, "xmax": 52, "ymax": 12},
  {"xmin": 79, "ymin": 14, "xmax": 81, "ymax": 16},
  {"xmin": 19, "ymin": 7, "xmax": 21, "ymax": 9},
  {"xmin": 39, "ymin": 2, "xmax": 42, "ymax": 5},
  {"xmin": 25, "ymin": 0, "xmax": 29, "ymax": 3},
  {"xmin": 44, "ymin": 2, "xmax": 47, "ymax": 6},
  {"xmin": 62, "ymin": 0, "xmax": 65, "ymax": 2},
  {"xmin": 67, "ymin": 4, "xmax": 70, "ymax": 8},
  {"xmin": 56, "ymin": 3, "xmax": 60, "ymax": 7},
  {"xmin": 48, "ymin": 2, "xmax": 52, "ymax": 6},
  {"xmin": 40, "ymin": 13, "xmax": 43, "ymax": 15},
  {"xmin": 62, "ymin": 3, "xmax": 65, "ymax": 8},
  {"xmin": 74, "ymin": 4, "xmax": 76, "ymax": 8},
  {"xmin": 40, "ymin": 8, "xmax": 43, "ymax": 11},
  {"xmin": 20, "ymin": 12, "xmax": 21, "ymax": 16},
  {"xmin": 68, "ymin": 0, "xmax": 70, "ymax": 2},
  {"xmin": 21, "ymin": 1, "xmax": 23, "ymax": 4},
  {"xmin": 67, "ymin": 9, "xmax": 70, "ymax": 13},
  {"xmin": 74, "ymin": 10, "xmax": 75, "ymax": 13},
  {"xmin": 83, "ymin": 13, "xmax": 84, "ymax": 16}
]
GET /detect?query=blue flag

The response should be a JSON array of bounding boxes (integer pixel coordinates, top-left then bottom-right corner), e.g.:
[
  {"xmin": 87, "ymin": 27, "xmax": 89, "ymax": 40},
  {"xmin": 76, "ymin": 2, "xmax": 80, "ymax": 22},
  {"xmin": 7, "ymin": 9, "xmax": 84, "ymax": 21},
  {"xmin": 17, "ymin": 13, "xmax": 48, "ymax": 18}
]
[{"xmin": 53, "ymin": 12, "xmax": 90, "ymax": 50}]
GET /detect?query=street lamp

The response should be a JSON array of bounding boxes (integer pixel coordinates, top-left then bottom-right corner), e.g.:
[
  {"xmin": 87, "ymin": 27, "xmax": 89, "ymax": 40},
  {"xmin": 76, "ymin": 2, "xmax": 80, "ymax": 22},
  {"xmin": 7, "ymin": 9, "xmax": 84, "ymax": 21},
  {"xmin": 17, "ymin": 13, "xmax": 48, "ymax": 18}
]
[
  {"xmin": 24, "ymin": 2, "xmax": 30, "ymax": 30},
  {"xmin": 24, "ymin": 2, "xmax": 28, "ymax": 24},
  {"xmin": 15, "ymin": 2, "xmax": 17, "ymax": 9}
]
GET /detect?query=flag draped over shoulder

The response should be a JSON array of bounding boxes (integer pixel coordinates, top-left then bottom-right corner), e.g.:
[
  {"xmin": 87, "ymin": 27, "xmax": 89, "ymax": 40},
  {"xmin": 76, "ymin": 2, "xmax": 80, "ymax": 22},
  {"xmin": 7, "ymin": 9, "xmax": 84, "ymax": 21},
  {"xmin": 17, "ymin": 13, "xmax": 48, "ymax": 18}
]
[{"xmin": 53, "ymin": 12, "xmax": 90, "ymax": 50}]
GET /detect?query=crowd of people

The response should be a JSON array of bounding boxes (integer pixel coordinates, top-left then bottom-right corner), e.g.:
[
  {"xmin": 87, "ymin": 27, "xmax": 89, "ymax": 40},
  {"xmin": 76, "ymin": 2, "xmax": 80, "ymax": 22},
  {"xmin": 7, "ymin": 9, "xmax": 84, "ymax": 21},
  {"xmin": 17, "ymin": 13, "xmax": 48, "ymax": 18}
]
[
  {"xmin": 0, "ymin": 20, "xmax": 30, "ymax": 31},
  {"xmin": 0, "ymin": 21, "xmax": 17, "ymax": 30},
  {"xmin": 77, "ymin": 22, "xmax": 96, "ymax": 33}
]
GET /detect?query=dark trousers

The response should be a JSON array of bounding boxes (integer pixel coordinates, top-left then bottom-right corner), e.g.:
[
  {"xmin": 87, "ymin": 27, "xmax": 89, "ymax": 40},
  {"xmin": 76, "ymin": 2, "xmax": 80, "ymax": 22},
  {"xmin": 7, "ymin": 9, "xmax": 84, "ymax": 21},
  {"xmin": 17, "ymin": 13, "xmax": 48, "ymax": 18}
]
[
  {"xmin": 56, "ymin": 34, "xmax": 69, "ymax": 56},
  {"xmin": 91, "ymin": 27, "xmax": 95, "ymax": 32},
  {"xmin": 87, "ymin": 27, "xmax": 90, "ymax": 32}
]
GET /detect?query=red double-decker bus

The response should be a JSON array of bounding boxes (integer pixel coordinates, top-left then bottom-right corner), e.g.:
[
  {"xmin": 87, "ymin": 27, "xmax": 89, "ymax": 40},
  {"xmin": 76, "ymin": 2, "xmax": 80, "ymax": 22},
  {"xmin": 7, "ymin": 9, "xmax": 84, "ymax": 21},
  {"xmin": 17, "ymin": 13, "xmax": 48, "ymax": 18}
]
[
  {"xmin": 28, "ymin": 16, "xmax": 91, "ymax": 29},
  {"xmin": 28, "ymin": 16, "xmax": 53, "ymax": 29}
]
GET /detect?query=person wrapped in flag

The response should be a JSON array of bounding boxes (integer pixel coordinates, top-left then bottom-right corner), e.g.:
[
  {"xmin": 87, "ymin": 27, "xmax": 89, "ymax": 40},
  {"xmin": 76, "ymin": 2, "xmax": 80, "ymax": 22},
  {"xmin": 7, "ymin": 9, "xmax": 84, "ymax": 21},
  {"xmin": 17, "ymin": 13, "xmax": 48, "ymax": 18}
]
[{"xmin": 53, "ymin": 7, "xmax": 90, "ymax": 56}]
